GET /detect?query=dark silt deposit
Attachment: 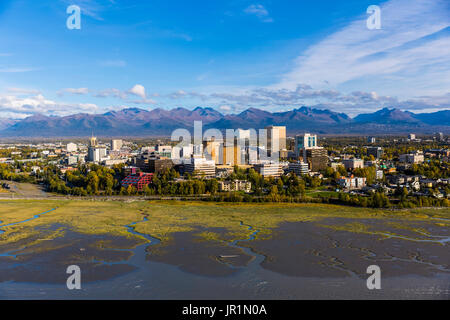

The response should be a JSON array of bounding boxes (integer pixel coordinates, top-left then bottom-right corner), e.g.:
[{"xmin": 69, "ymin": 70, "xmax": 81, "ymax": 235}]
[{"xmin": 0, "ymin": 217, "xmax": 449, "ymax": 299}]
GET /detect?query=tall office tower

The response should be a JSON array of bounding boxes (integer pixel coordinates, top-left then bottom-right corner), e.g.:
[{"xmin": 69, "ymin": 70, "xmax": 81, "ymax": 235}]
[
  {"xmin": 295, "ymin": 133, "xmax": 317, "ymax": 158},
  {"xmin": 265, "ymin": 125, "xmax": 286, "ymax": 158},
  {"xmin": 203, "ymin": 138, "xmax": 222, "ymax": 164},
  {"xmin": 236, "ymin": 129, "xmax": 251, "ymax": 140},
  {"xmin": 221, "ymin": 145, "xmax": 242, "ymax": 166},
  {"xmin": 235, "ymin": 129, "xmax": 257, "ymax": 164},
  {"xmin": 88, "ymin": 146, "xmax": 107, "ymax": 162},
  {"xmin": 306, "ymin": 148, "xmax": 328, "ymax": 172},
  {"xmin": 66, "ymin": 142, "xmax": 77, "ymax": 152},
  {"xmin": 295, "ymin": 133, "xmax": 327, "ymax": 171},
  {"xmin": 111, "ymin": 139, "xmax": 123, "ymax": 151},
  {"xmin": 193, "ymin": 144, "xmax": 203, "ymax": 156},
  {"xmin": 89, "ymin": 135, "xmax": 98, "ymax": 147},
  {"xmin": 181, "ymin": 144, "xmax": 194, "ymax": 158},
  {"xmin": 87, "ymin": 135, "xmax": 106, "ymax": 162},
  {"xmin": 171, "ymin": 146, "xmax": 181, "ymax": 160}
]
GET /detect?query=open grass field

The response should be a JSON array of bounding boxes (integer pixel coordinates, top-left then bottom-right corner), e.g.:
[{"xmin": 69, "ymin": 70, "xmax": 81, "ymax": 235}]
[{"xmin": 0, "ymin": 200, "xmax": 449, "ymax": 247}]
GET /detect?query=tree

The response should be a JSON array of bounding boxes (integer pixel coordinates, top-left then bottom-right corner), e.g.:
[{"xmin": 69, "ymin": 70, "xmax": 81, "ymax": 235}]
[{"xmin": 86, "ymin": 171, "xmax": 99, "ymax": 195}]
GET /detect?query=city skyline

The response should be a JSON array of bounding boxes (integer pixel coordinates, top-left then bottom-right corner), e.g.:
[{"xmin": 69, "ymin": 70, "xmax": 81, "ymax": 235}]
[{"xmin": 0, "ymin": 0, "xmax": 449, "ymax": 120}]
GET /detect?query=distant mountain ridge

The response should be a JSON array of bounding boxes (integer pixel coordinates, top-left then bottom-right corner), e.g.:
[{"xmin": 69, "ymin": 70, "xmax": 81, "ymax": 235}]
[{"xmin": 0, "ymin": 106, "xmax": 448, "ymax": 137}]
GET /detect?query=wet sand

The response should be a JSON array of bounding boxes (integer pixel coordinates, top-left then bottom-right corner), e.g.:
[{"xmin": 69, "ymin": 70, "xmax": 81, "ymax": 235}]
[
  {"xmin": 0, "ymin": 202, "xmax": 448, "ymax": 299},
  {"xmin": 0, "ymin": 227, "xmax": 141, "ymax": 284},
  {"xmin": 241, "ymin": 220, "xmax": 449, "ymax": 278}
]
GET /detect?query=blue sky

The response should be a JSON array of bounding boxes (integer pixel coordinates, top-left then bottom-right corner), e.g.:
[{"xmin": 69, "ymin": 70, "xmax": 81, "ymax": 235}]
[{"xmin": 0, "ymin": 0, "xmax": 449, "ymax": 119}]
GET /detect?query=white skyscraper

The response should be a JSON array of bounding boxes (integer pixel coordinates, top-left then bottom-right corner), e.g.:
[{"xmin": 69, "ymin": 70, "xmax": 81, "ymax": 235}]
[
  {"xmin": 111, "ymin": 139, "xmax": 123, "ymax": 151},
  {"xmin": 66, "ymin": 142, "xmax": 77, "ymax": 152}
]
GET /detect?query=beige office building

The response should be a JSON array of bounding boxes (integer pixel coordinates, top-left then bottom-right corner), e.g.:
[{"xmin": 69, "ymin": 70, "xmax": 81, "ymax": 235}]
[
  {"xmin": 111, "ymin": 139, "xmax": 123, "ymax": 151},
  {"xmin": 222, "ymin": 145, "xmax": 242, "ymax": 166},
  {"xmin": 266, "ymin": 125, "xmax": 286, "ymax": 157},
  {"xmin": 253, "ymin": 163, "xmax": 283, "ymax": 178}
]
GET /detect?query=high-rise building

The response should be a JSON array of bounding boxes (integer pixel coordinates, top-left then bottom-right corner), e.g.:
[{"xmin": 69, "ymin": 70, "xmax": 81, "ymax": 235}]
[
  {"xmin": 367, "ymin": 137, "xmax": 376, "ymax": 144},
  {"xmin": 294, "ymin": 133, "xmax": 327, "ymax": 171},
  {"xmin": 87, "ymin": 135, "xmax": 107, "ymax": 162},
  {"xmin": 203, "ymin": 139, "xmax": 222, "ymax": 164},
  {"xmin": 111, "ymin": 139, "xmax": 123, "ymax": 151},
  {"xmin": 66, "ymin": 142, "xmax": 77, "ymax": 152},
  {"xmin": 221, "ymin": 145, "xmax": 242, "ymax": 166},
  {"xmin": 367, "ymin": 147, "xmax": 383, "ymax": 159},
  {"xmin": 235, "ymin": 129, "xmax": 258, "ymax": 164},
  {"xmin": 135, "ymin": 151, "xmax": 155, "ymax": 172},
  {"xmin": 295, "ymin": 133, "xmax": 317, "ymax": 158},
  {"xmin": 306, "ymin": 148, "xmax": 328, "ymax": 172},
  {"xmin": 89, "ymin": 135, "xmax": 98, "ymax": 147},
  {"xmin": 266, "ymin": 126, "xmax": 286, "ymax": 158},
  {"xmin": 408, "ymin": 133, "xmax": 416, "ymax": 140},
  {"xmin": 193, "ymin": 144, "xmax": 203, "ymax": 156},
  {"xmin": 149, "ymin": 158, "xmax": 174, "ymax": 174},
  {"xmin": 87, "ymin": 146, "xmax": 107, "ymax": 162},
  {"xmin": 171, "ymin": 146, "xmax": 182, "ymax": 160}
]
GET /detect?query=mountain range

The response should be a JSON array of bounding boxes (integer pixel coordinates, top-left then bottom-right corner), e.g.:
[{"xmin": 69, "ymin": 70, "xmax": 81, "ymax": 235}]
[{"xmin": 0, "ymin": 106, "xmax": 449, "ymax": 137}]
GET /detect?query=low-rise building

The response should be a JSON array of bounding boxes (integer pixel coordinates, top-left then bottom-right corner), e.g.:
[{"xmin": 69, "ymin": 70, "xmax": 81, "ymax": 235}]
[
  {"xmin": 399, "ymin": 151, "xmax": 424, "ymax": 164},
  {"xmin": 367, "ymin": 147, "xmax": 383, "ymax": 159},
  {"xmin": 376, "ymin": 170, "xmax": 384, "ymax": 180},
  {"xmin": 121, "ymin": 172, "xmax": 153, "ymax": 191},
  {"xmin": 184, "ymin": 157, "xmax": 216, "ymax": 178},
  {"xmin": 338, "ymin": 176, "xmax": 367, "ymax": 190},
  {"xmin": 342, "ymin": 158, "xmax": 364, "ymax": 170},
  {"xmin": 253, "ymin": 163, "xmax": 283, "ymax": 178},
  {"xmin": 286, "ymin": 162, "xmax": 309, "ymax": 176},
  {"xmin": 149, "ymin": 158, "xmax": 174, "ymax": 174},
  {"xmin": 218, "ymin": 180, "xmax": 251, "ymax": 193}
]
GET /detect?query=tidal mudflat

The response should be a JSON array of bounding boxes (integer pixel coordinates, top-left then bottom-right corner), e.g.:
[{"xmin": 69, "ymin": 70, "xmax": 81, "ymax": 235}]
[{"xmin": 0, "ymin": 200, "xmax": 448, "ymax": 299}]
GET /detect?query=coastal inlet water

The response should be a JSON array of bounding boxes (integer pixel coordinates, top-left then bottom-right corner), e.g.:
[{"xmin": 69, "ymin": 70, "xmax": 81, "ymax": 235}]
[{"xmin": 0, "ymin": 208, "xmax": 449, "ymax": 299}]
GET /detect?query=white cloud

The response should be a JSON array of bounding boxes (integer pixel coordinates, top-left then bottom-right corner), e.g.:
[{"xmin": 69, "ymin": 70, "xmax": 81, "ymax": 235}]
[
  {"xmin": 219, "ymin": 105, "xmax": 231, "ymax": 112},
  {"xmin": 0, "ymin": 93, "xmax": 99, "ymax": 118},
  {"xmin": 95, "ymin": 88, "xmax": 128, "ymax": 99},
  {"xmin": 130, "ymin": 98, "xmax": 157, "ymax": 105},
  {"xmin": 244, "ymin": 4, "xmax": 273, "ymax": 23},
  {"xmin": 58, "ymin": 88, "xmax": 89, "ymax": 95},
  {"xmin": 128, "ymin": 84, "xmax": 146, "ymax": 99},
  {"xmin": 277, "ymin": 0, "xmax": 450, "ymax": 99},
  {"xmin": 165, "ymin": 84, "xmax": 450, "ymax": 116}
]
